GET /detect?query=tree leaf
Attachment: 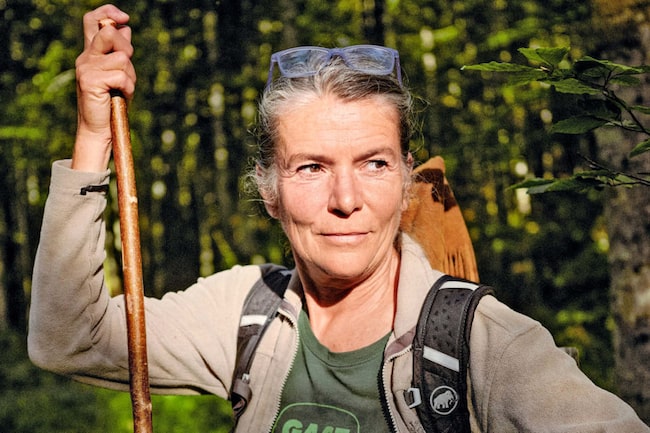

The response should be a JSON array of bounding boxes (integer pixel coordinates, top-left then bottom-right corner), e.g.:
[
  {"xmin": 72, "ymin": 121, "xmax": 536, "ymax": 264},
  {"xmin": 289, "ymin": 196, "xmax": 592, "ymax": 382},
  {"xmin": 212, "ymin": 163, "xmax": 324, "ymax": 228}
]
[
  {"xmin": 514, "ymin": 177, "xmax": 599, "ymax": 194},
  {"xmin": 545, "ymin": 78, "xmax": 601, "ymax": 95},
  {"xmin": 607, "ymin": 119, "xmax": 645, "ymax": 132},
  {"xmin": 586, "ymin": 99, "xmax": 621, "ymax": 120},
  {"xmin": 610, "ymin": 74, "xmax": 641, "ymax": 86},
  {"xmin": 506, "ymin": 70, "xmax": 550, "ymax": 85},
  {"xmin": 579, "ymin": 56, "xmax": 650, "ymax": 75},
  {"xmin": 544, "ymin": 178, "xmax": 601, "ymax": 192},
  {"xmin": 512, "ymin": 170, "xmax": 640, "ymax": 194},
  {"xmin": 510, "ymin": 178, "xmax": 554, "ymax": 189},
  {"xmin": 462, "ymin": 62, "xmax": 548, "ymax": 86},
  {"xmin": 510, "ymin": 178, "xmax": 555, "ymax": 194},
  {"xmin": 462, "ymin": 62, "xmax": 539, "ymax": 73},
  {"xmin": 629, "ymin": 104, "xmax": 650, "ymax": 115},
  {"xmin": 630, "ymin": 138, "xmax": 650, "ymax": 157},
  {"xmin": 574, "ymin": 58, "xmax": 609, "ymax": 75},
  {"xmin": 550, "ymin": 116, "xmax": 608, "ymax": 134},
  {"xmin": 518, "ymin": 47, "xmax": 569, "ymax": 67}
]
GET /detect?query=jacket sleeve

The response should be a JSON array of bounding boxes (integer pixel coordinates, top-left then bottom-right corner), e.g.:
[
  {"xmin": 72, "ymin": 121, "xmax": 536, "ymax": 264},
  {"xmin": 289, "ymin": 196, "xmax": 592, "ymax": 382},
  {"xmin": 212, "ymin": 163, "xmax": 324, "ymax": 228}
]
[
  {"xmin": 28, "ymin": 160, "xmax": 261, "ymax": 398},
  {"xmin": 469, "ymin": 295, "xmax": 650, "ymax": 433}
]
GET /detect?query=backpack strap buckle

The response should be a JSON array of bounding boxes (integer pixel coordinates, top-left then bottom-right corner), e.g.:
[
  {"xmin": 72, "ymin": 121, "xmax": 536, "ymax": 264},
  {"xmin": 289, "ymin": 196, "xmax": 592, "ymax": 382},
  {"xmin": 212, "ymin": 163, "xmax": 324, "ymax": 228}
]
[{"xmin": 405, "ymin": 387, "xmax": 423, "ymax": 409}]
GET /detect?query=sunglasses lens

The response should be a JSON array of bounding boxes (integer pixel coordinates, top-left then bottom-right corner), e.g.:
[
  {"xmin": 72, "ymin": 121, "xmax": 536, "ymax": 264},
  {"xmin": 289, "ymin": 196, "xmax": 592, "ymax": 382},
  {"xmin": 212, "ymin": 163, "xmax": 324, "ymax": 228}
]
[
  {"xmin": 343, "ymin": 46, "xmax": 395, "ymax": 74},
  {"xmin": 267, "ymin": 45, "xmax": 401, "ymax": 88},
  {"xmin": 276, "ymin": 48, "xmax": 330, "ymax": 77}
]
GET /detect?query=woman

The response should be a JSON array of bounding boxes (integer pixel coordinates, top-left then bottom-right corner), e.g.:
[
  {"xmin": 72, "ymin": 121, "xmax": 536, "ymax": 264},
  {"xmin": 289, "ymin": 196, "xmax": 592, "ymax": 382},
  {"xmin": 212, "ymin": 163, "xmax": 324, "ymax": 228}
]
[{"xmin": 28, "ymin": 4, "xmax": 649, "ymax": 432}]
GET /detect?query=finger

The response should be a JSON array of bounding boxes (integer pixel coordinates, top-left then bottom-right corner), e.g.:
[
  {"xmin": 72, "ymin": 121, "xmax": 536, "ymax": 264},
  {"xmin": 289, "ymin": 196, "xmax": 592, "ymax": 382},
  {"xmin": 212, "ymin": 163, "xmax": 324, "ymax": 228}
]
[
  {"xmin": 104, "ymin": 53, "xmax": 137, "ymax": 98},
  {"xmin": 77, "ymin": 52, "xmax": 136, "ymax": 99},
  {"xmin": 92, "ymin": 23, "xmax": 134, "ymax": 58},
  {"xmin": 101, "ymin": 53, "xmax": 137, "ymax": 97},
  {"xmin": 82, "ymin": 4, "xmax": 130, "ymax": 48},
  {"xmin": 98, "ymin": 18, "xmax": 133, "ymax": 45}
]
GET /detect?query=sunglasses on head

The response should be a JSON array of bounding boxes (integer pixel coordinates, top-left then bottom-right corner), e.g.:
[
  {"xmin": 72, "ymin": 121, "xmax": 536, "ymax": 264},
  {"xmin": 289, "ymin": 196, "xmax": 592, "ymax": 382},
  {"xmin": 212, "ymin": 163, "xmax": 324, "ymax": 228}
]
[{"xmin": 266, "ymin": 45, "xmax": 403, "ymax": 88}]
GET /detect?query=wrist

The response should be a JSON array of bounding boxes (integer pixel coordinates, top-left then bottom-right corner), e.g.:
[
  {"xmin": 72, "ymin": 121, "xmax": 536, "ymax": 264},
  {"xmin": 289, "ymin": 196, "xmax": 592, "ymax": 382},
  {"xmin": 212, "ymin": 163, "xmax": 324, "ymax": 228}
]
[{"xmin": 72, "ymin": 129, "xmax": 112, "ymax": 172}]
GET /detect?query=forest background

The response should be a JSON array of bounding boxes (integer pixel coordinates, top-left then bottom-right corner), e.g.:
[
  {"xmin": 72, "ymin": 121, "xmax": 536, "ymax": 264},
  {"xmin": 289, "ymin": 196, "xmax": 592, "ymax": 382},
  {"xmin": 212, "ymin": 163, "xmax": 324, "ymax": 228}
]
[{"xmin": 1, "ymin": 0, "xmax": 649, "ymax": 431}]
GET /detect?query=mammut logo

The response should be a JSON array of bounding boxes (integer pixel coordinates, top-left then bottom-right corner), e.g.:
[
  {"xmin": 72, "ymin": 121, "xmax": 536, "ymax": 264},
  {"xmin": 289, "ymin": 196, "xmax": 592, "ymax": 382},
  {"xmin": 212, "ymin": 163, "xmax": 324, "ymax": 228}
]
[{"xmin": 429, "ymin": 385, "xmax": 459, "ymax": 415}]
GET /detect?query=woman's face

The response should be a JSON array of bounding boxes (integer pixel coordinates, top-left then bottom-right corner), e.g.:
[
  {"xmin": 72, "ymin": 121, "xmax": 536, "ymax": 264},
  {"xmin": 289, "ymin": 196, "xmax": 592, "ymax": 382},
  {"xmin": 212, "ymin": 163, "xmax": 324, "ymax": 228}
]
[{"xmin": 266, "ymin": 93, "xmax": 409, "ymax": 287}]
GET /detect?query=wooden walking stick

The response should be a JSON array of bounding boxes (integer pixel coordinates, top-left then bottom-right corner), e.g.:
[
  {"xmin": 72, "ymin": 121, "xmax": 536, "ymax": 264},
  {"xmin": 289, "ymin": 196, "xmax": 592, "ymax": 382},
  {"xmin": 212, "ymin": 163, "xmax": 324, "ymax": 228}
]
[{"xmin": 99, "ymin": 18, "xmax": 153, "ymax": 433}]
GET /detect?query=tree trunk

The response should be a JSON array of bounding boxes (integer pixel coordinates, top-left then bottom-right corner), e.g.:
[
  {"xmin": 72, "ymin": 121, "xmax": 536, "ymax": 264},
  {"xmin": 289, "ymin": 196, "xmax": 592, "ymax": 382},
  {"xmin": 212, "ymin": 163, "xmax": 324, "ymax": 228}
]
[
  {"xmin": 592, "ymin": 0, "xmax": 650, "ymax": 421},
  {"xmin": 363, "ymin": 0, "xmax": 385, "ymax": 45},
  {"xmin": 600, "ymin": 123, "xmax": 650, "ymax": 421}
]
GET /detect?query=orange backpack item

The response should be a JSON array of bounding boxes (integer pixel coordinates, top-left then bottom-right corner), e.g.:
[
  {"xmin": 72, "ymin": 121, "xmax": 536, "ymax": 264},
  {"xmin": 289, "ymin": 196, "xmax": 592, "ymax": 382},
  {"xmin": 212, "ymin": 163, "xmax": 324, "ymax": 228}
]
[{"xmin": 400, "ymin": 156, "xmax": 479, "ymax": 282}]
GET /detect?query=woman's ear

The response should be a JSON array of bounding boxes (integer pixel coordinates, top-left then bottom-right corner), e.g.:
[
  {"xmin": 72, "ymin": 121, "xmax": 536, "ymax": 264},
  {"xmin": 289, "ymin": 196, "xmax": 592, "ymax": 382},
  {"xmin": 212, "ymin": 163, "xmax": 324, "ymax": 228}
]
[{"xmin": 256, "ymin": 164, "xmax": 279, "ymax": 219}]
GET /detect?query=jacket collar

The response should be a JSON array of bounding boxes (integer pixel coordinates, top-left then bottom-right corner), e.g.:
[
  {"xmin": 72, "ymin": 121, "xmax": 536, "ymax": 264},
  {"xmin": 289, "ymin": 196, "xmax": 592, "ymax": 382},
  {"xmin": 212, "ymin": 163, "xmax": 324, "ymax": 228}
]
[{"xmin": 394, "ymin": 234, "xmax": 444, "ymax": 337}]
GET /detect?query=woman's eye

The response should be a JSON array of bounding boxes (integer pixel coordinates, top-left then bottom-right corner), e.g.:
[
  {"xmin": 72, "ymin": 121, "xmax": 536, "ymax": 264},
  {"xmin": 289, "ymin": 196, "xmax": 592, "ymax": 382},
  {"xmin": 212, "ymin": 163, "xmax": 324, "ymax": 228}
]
[
  {"xmin": 297, "ymin": 163, "xmax": 322, "ymax": 174},
  {"xmin": 367, "ymin": 160, "xmax": 388, "ymax": 171}
]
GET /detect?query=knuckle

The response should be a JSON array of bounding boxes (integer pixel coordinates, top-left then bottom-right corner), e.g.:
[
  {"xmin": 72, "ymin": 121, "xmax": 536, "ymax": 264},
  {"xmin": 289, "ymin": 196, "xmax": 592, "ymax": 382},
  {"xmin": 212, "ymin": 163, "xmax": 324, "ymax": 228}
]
[{"xmin": 112, "ymin": 50, "xmax": 130, "ymax": 65}]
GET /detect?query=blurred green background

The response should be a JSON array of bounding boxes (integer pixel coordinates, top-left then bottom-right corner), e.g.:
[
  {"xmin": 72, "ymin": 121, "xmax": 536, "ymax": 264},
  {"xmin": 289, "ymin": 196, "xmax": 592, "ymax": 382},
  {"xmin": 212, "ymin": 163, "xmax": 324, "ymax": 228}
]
[{"xmin": 1, "ymin": 0, "xmax": 648, "ymax": 430}]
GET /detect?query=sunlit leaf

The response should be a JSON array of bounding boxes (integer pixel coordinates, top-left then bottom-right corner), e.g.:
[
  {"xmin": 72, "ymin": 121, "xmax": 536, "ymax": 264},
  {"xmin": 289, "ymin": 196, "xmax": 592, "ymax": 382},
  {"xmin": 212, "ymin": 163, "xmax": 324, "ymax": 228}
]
[
  {"xmin": 574, "ymin": 169, "xmax": 612, "ymax": 177},
  {"xmin": 610, "ymin": 74, "xmax": 641, "ymax": 86},
  {"xmin": 462, "ymin": 62, "xmax": 539, "ymax": 73},
  {"xmin": 532, "ymin": 177, "xmax": 603, "ymax": 194},
  {"xmin": 510, "ymin": 176, "xmax": 606, "ymax": 193},
  {"xmin": 579, "ymin": 56, "xmax": 650, "ymax": 74},
  {"xmin": 607, "ymin": 119, "xmax": 645, "ymax": 132},
  {"xmin": 574, "ymin": 59, "xmax": 609, "ymax": 75},
  {"xmin": 624, "ymin": 119, "xmax": 646, "ymax": 130},
  {"xmin": 511, "ymin": 178, "xmax": 554, "ymax": 189},
  {"xmin": 462, "ymin": 62, "xmax": 550, "ymax": 86},
  {"xmin": 518, "ymin": 47, "xmax": 569, "ymax": 67},
  {"xmin": 630, "ymin": 138, "xmax": 650, "ymax": 157},
  {"xmin": 629, "ymin": 104, "xmax": 650, "ymax": 115},
  {"xmin": 506, "ymin": 70, "xmax": 550, "ymax": 85},
  {"xmin": 510, "ymin": 178, "xmax": 554, "ymax": 193},
  {"xmin": 550, "ymin": 116, "xmax": 608, "ymax": 134},
  {"xmin": 531, "ymin": 179, "xmax": 583, "ymax": 193},
  {"xmin": 545, "ymin": 78, "xmax": 601, "ymax": 95}
]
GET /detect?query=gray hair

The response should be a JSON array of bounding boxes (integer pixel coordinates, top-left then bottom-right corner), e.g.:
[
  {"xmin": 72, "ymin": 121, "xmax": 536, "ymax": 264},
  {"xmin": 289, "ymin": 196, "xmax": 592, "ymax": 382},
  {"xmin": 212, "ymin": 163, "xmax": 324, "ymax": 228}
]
[{"xmin": 252, "ymin": 58, "xmax": 414, "ymax": 205}]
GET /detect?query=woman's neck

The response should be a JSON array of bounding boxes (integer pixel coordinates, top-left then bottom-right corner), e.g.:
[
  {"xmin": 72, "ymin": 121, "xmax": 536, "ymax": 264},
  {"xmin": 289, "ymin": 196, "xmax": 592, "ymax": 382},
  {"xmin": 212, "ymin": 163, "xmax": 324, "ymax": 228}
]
[{"xmin": 297, "ymin": 250, "xmax": 400, "ymax": 352}]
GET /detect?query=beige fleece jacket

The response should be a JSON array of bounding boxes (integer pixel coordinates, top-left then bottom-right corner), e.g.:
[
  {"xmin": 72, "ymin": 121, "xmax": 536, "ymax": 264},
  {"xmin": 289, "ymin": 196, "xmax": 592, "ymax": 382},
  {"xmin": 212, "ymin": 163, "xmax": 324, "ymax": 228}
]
[{"xmin": 28, "ymin": 160, "xmax": 649, "ymax": 432}]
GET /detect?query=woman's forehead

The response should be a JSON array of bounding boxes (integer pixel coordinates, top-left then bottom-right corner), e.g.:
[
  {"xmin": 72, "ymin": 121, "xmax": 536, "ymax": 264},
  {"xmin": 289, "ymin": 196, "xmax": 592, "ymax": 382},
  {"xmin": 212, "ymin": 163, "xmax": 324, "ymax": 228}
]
[
  {"xmin": 275, "ymin": 95, "xmax": 401, "ymax": 155},
  {"xmin": 277, "ymin": 93, "xmax": 399, "ymax": 128}
]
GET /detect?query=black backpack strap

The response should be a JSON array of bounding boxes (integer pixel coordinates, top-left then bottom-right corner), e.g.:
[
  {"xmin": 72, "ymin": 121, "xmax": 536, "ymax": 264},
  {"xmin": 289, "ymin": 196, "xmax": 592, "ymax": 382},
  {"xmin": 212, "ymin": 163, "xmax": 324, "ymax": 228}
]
[
  {"xmin": 230, "ymin": 264, "xmax": 293, "ymax": 422},
  {"xmin": 409, "ymin": 275, "xmax": 494, "ymax": 433}
]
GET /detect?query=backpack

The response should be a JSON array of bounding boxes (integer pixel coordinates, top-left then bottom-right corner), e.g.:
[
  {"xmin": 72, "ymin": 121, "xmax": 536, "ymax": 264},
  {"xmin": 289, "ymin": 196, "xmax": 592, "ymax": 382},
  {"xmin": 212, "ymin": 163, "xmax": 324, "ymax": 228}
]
[{"xmin": 229, "ymin": 264, "xmax": 494, "ymax": 432}]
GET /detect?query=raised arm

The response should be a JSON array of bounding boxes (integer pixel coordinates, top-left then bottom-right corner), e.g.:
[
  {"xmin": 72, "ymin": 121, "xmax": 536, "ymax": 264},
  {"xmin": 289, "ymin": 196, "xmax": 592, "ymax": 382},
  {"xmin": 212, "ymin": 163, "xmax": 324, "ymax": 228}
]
[{"xmin": 27, "ymin": 5, "xmax": 249, "ymax": 398}]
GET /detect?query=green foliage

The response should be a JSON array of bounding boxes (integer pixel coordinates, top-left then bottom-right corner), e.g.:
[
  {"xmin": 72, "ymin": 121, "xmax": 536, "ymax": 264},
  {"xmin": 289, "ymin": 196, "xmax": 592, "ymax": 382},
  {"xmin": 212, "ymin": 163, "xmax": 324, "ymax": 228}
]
[
  {"xmin": 464, "ymin": 47, "xmax": 650, "ymax": 192},
  {"xmin": 150, "ymin": 395, "xmax": 232, "ymax": 433},
  {"xmin": 1, "ymin": 0, "xmax": 627, "ymax": 428},
  {"xmin": 0, "ymin": 330, "xmax": 233, "ymax": 432},
  {"xmin": 94, "ymin": 389, "xmax": 233, "ymax": 433},
  {"xmin": 0, "ymin": 331, "xmax": 110, "ymax": 432}
]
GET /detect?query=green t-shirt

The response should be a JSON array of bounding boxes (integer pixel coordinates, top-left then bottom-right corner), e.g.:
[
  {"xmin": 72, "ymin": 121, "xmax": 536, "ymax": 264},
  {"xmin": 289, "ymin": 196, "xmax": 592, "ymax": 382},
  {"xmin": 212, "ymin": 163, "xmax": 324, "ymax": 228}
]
[{"xmin": 272, "ymin": 310, "xmax": 392, "ymax": 433}]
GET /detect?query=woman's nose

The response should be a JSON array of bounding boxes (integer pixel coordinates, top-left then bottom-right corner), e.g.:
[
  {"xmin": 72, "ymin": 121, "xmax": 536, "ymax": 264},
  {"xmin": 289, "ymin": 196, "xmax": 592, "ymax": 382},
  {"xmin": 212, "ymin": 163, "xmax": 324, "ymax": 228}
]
[{"xmin": 328, "ymin": 169, "xmax": 363, "ymax": 217}]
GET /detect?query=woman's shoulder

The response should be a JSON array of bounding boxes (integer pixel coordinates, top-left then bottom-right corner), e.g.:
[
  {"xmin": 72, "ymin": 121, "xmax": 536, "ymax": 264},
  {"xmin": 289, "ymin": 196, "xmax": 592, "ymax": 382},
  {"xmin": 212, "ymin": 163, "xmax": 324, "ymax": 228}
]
[
  {"xmin": 473, "ymin": 294, "xmax": 542, "ymax": 339},
  {"xmin": 196, "ymin": 263, "xmax": 271, "ymax": 294}
]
